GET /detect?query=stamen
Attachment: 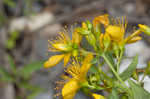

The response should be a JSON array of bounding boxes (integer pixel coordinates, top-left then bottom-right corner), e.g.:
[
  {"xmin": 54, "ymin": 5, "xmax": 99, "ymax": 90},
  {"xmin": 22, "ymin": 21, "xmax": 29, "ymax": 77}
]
[{"xmin": 54, "ymin": 92, "xmax": 61, "ymax": 97}]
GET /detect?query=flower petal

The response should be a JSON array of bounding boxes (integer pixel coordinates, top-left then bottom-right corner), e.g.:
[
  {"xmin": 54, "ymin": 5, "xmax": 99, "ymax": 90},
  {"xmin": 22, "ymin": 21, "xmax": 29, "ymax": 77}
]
[
  {"xmin": 52, "ymin": 43, "xmax": 71, "ymax": 51},
  {"xmin": 99, "ymin": 34, "xmax": 104, "ymax": 49},
  {"xmin": 72, "ymin": 31, "xmax": 82, "ymax": 44},
  {"xmin": 92, "ymin": 93, "xmax": 105, "ymax": 99},
  {"xmin": 126, "ymin": 36, "xmax": 142, "ymax": 44},
  {"xmin": 81, "ymin": 53, "xmax": 93, "ymax": 76},
  {"xmin": 64, "ymin": 53, "xmax": 71, "ymax": 66},
  {"xmin": 93, "ymin": 14, "xmax": 109, "ymax": 27},
  {"xmin": 44, "ymin": 54, "xmax": 64, "ymax": 68},
  {"xmin": 62, "ymin": 80, "xmax": 79, "ymax": 99},
  {"xmin": 82, "ymin": 22, "xmax": 88, "ymax": 29},
  {"xmin": 106, "ymin": 25, "xmax": 124, "ymax": 41}
]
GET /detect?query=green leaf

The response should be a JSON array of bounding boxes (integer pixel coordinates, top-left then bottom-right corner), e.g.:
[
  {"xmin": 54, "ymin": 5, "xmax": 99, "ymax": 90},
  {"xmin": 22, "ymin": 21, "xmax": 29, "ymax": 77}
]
[
  {"xmin": 18, "ymin": 61, "xmax": 44, "ymax": 79},
  {"xmin": 105, "ymin": 53, "xmax": 116, "ymax": 70},
  {"xmin": 108, "ymin": 88, "xmax": 119, "ymax": 99},
  {"xmin": 27, "ymin": 90, "xmax": 41, "ymax": 99},
  {"xmin": 89, "ymin": 65, "xmax": 98, "ymax": 73},
  {"xmin": 7, "ymin": 54, "xmax": 16, "ymax": 74},
  {"xmin": 128, "ymin": 80, "xmax": 150, "ymax": 99},
  {"xmin": 4, "ymin": 0, "xmax": 16, "ymax": 7},
  {"xmin": 120, "ymin": 55, "xmax": 138, "ymax": 81},
  {"xmin": 0, "ymin": 12, "xmax": 6, "ymax": 25},
  {"xmin": 6, "ymin": 39, "xmax": 15, "ymax": 49},
  {"xmin": 18, "ymin": 82, "xmax": 42, "ymax": 99},
  {"xmin": 6, "ymin": 31, "xmax": 20, "ymax": 49},
  {"xmin": 0, "ymin": 66, "xmax": 13, "ymax": 82}
]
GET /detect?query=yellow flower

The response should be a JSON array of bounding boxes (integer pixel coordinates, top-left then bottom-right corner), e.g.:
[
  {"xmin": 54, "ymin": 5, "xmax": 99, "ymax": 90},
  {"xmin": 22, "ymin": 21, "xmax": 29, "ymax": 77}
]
[
  {"xmin": 104, "ymin": 16, "xmax": 127, "ymax": 43},
  {"xmin": 92, "ymin": 93, "xmax": 105, "ymax": 99},
  {"xmin": 105, "ymin": 25, "xmax": 124, "ymax": 42},
  {"xmin": 62, "ymin": 80, "xmax": 79, "ymax": 99},
  {"xmin": 94, "ymin": 14, "xmax": 142, "ymax": 46},
  {"xmin": 44, "ymin": 28, "xmax": 82, "ymax": 68},
  {"xmin": 93, "ymin": 14, "xmax": 109, "ymax": 27},
  {"xmin": 62, "ymin": 54, "xmax": 93, "ymax": 99}
]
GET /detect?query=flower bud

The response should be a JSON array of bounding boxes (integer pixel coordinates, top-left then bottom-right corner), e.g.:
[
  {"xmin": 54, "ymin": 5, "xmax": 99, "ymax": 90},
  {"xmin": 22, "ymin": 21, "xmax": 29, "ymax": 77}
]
[
  {"xmin": 86, "ymin": 20, "xmax": 93, "ymax": 30},
  {"xmin": 138, "ymin": 24, "xmax": 150, "ymax": 36},
  {"xmin": 99, "ymin": 33, "xmax": 110, "ymax": 51},
  {"xmin": 52, "ymin": 43, "xmax": 72, "ymax": 51},
  {"xmin": 86, "ymin": 34, "xmax": 97, "ymax": 50},
  {"xmin": 75, "ymin": 27, "xmax": 91, "ymax": 35},
  {"xmin": 106, "ymin": 25, "xmax": 124, "ymax": 41}
]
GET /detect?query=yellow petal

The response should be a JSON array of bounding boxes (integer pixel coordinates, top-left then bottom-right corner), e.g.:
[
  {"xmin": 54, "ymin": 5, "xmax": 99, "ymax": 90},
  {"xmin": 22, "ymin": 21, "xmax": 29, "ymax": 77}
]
[
  {"xmin": 138, "ymin": 24, "xmax": 147, "ymax": 30},
  {"xmin": 82, "ymin": 22, "xmax": 88, "ymax": 29},
  {"xmin": 99, "ymin": 34, "xmax": 104, "ymax": 49},
  {"xmin": 93, "ymin": 14, "xmax": 109, "ymax": 27},
  {"xmin": 64, "ymin": 53, "xmax": 71, "ymax": 66},
  {"xmin": 44, "ymin": 54, "xmax": 64, "ymax": 68},
  {"xmin": 126, "ymin": 36, "xmax": 142, "ymax": 44},
  {"xmin": 106, "ymin": 25, "xmax": 124, "ymax": 41},
  {"xmin": 125, "ymin": 30, "xmax": 141, "ymax": 42},
  {"xmin": 92, "ymin": 93, "xmax": 105, "ymax": 99},
  {"xmin": 81, "ymin": 53, "xmax": 93, "ymax": 76},
  {"xmin": 62, "ymin": 80, "xmax": 79, "ymax": 99},
  {"xmin": 72, "ymin": 31, "xmax": 82, "ymax": 44},
  {"xmin": 52, "ymin": 43, "xmax": 71, "ymax": 51}
]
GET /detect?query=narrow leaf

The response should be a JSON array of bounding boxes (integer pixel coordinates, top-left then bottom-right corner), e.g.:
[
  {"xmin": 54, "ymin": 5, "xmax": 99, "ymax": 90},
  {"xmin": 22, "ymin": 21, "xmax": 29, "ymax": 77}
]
[
  {"xmin": 0, "ymin": 66, "xmax": 13, "ymax": 82},
  {"xmin": 108, "ymin": 88, "xmax": 119, "ymax": 99},
  {"xmin": 19, "ymin": 61, "xmax": 44, "ymax": 79},
  {"xmin": 128, "ymin": 80, "xmax": 150, "ymax": 99},
  {"xmin": 105, "ymin": 53, "xmax": 116, "ymax": 70},
  {"xmin": 7, "ymin": 54, "xmax": 16, "ymax": 74},
  {"xmin": 19, "ymin": 82, "xmax": 42, "ymax": 99},
  {"xmin": 120, "ymin": 55, "xmax": 138, "ymax": 81}
]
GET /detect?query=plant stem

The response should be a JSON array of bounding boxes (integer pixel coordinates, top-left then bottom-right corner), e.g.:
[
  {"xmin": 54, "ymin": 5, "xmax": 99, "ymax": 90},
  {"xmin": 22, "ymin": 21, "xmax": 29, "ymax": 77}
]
[
  {"xmin": 80, "ymin": 49, "xmax": 99, "ymax": 56},
  {"xmin": 140, "ymin": 74, "xmax": 146, "ymax": 83},
  {"xmin": 117, "ymin": 49, "xmax": 124, "ymax": 73},
  {"xmin": 102, "ymin": 54, "xmax": 128, "ymax": 89}
]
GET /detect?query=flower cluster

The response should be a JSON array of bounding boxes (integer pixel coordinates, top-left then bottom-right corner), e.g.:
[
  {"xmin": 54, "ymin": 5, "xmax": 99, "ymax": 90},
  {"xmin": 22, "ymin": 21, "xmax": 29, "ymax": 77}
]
[{"xmin": 44, "ymin": 14, "xmax": 150, "ymax": 99}]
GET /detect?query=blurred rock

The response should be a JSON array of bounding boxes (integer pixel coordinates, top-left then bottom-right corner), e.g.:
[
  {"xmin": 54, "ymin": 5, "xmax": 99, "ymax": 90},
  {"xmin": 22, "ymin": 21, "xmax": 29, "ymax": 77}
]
[
  {"xmin": 35, "ymin": 92, "xmax": 52, "ymax": 99},
  {"xmin": 9, "ymin": 11, "xmax": 58, "ymax": 32},
  {"xmin": 125, "ymin": 41, "xmax": 150, "ymax": 67},
  {"xmin": 143, "ymin": 76, "xmax": 150, "ymax": 92}
]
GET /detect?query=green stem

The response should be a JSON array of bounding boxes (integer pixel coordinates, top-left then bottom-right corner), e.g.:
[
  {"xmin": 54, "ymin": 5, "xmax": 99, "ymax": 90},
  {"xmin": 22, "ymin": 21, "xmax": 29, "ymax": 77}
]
[
  {"xmin": 102, "ymin": 54, "xmax": 128, "ymax": 89},
  {"xmin": 80, "ymin": 49, "xmax": 99, "ymax": 56},
  {"xmin": 117, "ymin": 49, "xmax": 124, "ymax": 73},
  {"xmin": 140, "ymin": 74, "xmax": 146, "ymax": 83}
]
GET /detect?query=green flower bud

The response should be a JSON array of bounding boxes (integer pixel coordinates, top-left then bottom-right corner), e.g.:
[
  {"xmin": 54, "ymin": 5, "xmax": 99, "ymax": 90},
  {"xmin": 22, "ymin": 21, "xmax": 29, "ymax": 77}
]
[
  {"xmin": 86, "ymin": 34, "xmax": 97, "ymax": 50},
  {"xmin": 86, "ymin": 20, "xmax": 93, "ymax": 30},
  {"xmin": 138, "ymin": 24, "xmax": 150, "ymax": 36},
  {"xmin": 75, "ymin": 27, "xmax": 91, "ymax": 35}
]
